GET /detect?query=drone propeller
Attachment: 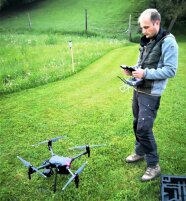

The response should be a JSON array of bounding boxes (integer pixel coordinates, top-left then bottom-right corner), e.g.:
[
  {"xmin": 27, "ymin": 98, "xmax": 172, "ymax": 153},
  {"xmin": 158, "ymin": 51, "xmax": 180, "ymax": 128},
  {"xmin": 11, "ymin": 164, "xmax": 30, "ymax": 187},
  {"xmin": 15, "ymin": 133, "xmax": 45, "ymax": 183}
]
[
  {"xmin": 17, "ymin": 156, "xmax": 47, "ymax": 179},
  {"xmin": 62, "ymin": 162, "xmax": 87, "ymax": 191},
  {"xmin": 69, "ymin": 144, "xmax": 106, "ymax": 150},
  {"xmin": 32, "ymin": 136, "xmax": 65, "ymax": 147}
]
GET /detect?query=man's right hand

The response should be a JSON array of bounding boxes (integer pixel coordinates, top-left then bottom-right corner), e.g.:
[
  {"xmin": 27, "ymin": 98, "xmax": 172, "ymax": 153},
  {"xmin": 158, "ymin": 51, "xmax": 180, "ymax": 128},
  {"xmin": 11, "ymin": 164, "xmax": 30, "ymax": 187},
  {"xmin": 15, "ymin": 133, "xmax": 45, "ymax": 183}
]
[{"xmin": 123, "ymin": 69, "xmax": 132, "ymax": 76}]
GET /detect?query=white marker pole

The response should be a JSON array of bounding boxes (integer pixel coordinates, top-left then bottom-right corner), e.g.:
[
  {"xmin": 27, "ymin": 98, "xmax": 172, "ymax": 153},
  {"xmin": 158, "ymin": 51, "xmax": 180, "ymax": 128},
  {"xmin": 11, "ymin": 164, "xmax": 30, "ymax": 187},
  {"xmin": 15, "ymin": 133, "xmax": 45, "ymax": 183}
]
[{"xmin": 69, "ymin": 41, "xmax": 75, "ymax": 72}]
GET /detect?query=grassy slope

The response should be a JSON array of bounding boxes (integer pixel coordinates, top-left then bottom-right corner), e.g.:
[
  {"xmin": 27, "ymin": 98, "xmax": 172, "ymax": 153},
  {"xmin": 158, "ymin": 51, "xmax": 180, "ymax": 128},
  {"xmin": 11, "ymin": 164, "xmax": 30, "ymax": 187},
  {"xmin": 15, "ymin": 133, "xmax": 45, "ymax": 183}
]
[
  {"xmin": 0, "ymin": 0, "xmax": 132, "ymax": 37},
  {"xmin": 0, "ymin": 0, "xmax": 136, "ymax": 94},
  {"xmin": 0, "ymin": 41, "xmax": 186, "ymax": 200}
]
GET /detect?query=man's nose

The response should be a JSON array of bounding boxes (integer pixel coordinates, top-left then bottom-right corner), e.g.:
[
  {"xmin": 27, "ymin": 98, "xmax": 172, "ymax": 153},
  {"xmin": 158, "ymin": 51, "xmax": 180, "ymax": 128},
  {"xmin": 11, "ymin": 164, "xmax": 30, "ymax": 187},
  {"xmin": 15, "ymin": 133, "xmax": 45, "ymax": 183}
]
[{"xmin": 142, "ymin": 28, "xmax": 146, "ymax": 34}]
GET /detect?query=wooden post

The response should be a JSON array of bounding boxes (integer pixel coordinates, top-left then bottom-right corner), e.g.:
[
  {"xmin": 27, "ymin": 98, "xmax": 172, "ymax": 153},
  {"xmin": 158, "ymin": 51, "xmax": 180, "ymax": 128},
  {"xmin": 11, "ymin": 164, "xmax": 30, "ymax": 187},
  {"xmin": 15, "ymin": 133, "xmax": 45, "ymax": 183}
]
[
  {"xmin": 85, "ymin": 9, "xmax": 88, "ymax": 34},
  {"xmin": 27, "ymin": 13, "xmax": 32, "ymax": 30},
  {"xmin": 128, "ymin": 14, "xmax": 132, "ymax": 42},
  {"xmin": 69, "ymin": 41, "xmax": 75, "ymax": 72}
]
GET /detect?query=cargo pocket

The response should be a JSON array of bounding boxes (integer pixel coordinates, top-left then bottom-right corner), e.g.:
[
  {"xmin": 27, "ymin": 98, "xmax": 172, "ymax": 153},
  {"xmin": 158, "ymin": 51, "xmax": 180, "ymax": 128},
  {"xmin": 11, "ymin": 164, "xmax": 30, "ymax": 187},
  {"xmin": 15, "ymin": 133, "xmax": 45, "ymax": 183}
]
[{"xmin": 137, "ymin": 95, "xmax": 160, "ymax": 133}]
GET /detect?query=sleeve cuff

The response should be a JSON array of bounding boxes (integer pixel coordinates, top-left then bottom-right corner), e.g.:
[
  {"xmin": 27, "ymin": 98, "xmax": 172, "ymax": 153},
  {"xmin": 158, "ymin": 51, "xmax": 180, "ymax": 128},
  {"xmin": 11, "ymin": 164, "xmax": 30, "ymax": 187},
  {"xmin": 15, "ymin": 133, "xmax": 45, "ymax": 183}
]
[{"xmin": 143, "ymin": 69, "xmax": 147, "ymax": 78}]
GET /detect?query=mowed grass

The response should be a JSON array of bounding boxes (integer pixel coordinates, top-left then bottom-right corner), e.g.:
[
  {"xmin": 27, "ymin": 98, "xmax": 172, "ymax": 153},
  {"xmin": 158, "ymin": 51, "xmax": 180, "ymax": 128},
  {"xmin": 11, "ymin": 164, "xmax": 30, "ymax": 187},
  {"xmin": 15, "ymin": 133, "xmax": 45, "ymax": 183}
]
[{"xmin": 0, "ymin": 40, "xmax": 186, "ymax": 200}]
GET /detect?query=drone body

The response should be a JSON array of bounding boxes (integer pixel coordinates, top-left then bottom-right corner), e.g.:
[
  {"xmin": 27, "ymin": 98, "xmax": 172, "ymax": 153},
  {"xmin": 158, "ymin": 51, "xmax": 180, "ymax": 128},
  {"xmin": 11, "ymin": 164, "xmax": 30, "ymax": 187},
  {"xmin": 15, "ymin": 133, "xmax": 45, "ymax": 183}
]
[
  {"xmin": 17, "ymin": 136, "xmax": 105, "ymax": 192},
  {"xmin": 49, "ymin": 155, "xmax": 71, "ymax": 166}
]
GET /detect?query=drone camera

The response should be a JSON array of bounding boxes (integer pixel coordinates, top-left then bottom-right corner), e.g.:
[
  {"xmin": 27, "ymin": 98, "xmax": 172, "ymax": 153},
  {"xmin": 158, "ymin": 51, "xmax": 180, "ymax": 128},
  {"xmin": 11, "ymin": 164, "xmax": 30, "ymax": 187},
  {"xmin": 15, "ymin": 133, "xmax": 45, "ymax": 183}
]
[{"xmin": 43, "ymin": 169, "xmax": 53, "ymax": 177}]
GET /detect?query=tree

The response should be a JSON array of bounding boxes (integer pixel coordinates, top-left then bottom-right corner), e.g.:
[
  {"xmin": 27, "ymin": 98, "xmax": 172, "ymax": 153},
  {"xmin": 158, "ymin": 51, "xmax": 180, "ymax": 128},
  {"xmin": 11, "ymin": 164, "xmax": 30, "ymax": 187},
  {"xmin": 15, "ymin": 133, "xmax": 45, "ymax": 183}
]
[
  {"xmin": 0, "ymin": 0, "xmax": 7, "ymax": 10},
  {"xmin": 0, "ymin": 0, "xmax": 38, "ymax": 11},
  {"xmin": 150, "ymin": 0, "xmax": 186, "ymax": 31}
]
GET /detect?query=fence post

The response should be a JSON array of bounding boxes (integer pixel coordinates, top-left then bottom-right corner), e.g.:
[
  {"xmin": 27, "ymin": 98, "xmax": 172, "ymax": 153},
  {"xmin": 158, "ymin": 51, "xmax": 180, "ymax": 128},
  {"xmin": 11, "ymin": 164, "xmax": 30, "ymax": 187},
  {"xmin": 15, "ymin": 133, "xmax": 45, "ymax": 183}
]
[
  {"xmin": 128, "ymin": 14, "xmax": 132, "ymax": 41},
  {"xmin": 85, "ymin": 9, "xmax": 88, "ymax": 34},
  {"xmin": 27, "ymin": 13, "xmax": 32, "ymax": 30},
  {"xmin": 68, "ymin": 41, "xmax": 75, "ymax": 72}
]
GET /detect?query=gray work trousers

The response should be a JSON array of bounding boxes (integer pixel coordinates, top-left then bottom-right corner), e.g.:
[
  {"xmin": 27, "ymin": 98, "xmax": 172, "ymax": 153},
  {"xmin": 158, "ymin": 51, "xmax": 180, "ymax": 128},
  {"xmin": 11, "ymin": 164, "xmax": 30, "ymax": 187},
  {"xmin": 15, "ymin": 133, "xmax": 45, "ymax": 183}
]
[{"xmin": 132, "ymin": 90, "xmax": 161, "ymax": 167}]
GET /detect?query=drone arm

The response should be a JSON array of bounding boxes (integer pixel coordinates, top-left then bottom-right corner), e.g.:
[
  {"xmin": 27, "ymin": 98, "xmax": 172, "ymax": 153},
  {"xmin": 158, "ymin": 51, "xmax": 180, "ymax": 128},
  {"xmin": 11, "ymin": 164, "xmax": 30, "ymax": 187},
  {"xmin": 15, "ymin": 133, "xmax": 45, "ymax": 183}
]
[
  {"xmin": 17, "ymin": 156, "xmax": 46, "ymax": 179},
  {"xmin": 71, "ymin": 151, "xmax": 88, "ymax": 162},
  {"xmin": 66, "ymin": 167, "xmax": 74, "ymax": 176},
  {"xmin": 62, "ymin": 167, "xmax": 75, "ymax": 191},
  {"xmin": 48, "ymin": 146, "xmax": 54, "ymax": 156},
  {"xmin": 37, "ymin": 162, "xmax": 51, "ymax": 170},
  {"xmin": 62, "ymin": 162, "xmax": 87, "ymax": 191}
]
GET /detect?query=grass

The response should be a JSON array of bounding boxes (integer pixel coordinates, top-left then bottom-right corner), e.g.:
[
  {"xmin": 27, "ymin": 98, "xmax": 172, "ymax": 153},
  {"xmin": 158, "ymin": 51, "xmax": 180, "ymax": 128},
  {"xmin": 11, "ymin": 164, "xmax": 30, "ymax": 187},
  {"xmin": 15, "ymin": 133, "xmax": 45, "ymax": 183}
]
[
  {"xmin": 0, "ymin": 33, "xmax": 127, "ymax": 94},
  {"xmin": 0, "ymin": 0, "xmax": 145, "ymax": 94},
  {"xmin": 0, "ymin": 0, "xmax": 186, "ymax": 200},
  {"xmin": 0, "ymin": 40, "xmax": 186, "ymax": 200},
  {"xmin": 0, "ymin": 0, "xmax": 133, "ymax": 37}
]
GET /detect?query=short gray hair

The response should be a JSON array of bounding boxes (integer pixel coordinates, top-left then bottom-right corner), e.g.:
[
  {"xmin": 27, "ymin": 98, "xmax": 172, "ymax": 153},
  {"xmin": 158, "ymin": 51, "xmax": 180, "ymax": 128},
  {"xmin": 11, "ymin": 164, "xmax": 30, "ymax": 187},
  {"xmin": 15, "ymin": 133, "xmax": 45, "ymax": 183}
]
[{"xmin": 138, "ymin": 9, "xmax": 161, "ymax": 24}]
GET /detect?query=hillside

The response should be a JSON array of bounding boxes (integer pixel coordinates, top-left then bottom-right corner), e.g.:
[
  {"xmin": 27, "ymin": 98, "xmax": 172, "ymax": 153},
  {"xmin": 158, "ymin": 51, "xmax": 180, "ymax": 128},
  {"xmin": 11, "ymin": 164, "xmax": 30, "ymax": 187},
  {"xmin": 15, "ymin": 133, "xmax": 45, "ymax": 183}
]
[
  {"xmin": 0, "ymin": 0, "xmax": 142, "ymax": 38},
  {"xmin": 0, "ymin": 0, "xmax": 143, "ymax": 94}
]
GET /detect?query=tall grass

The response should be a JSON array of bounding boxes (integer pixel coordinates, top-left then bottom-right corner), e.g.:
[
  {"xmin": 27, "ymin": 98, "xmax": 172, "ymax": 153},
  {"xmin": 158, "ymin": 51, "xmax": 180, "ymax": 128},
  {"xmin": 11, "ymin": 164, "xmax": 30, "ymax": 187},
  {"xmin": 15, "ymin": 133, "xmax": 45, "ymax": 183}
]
[{"xmin": 0, "ymin": 33, "xmax": 128, "ymax": 94}]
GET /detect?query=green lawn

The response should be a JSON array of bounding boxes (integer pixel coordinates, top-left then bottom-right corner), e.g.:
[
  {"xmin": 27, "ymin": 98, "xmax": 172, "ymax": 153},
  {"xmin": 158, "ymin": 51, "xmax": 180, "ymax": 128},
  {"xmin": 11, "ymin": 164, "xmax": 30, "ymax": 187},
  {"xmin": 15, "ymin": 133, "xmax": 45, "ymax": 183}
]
[{"xmin": 0, "ymin": 40, "xmax": 186, "ymax": 200}]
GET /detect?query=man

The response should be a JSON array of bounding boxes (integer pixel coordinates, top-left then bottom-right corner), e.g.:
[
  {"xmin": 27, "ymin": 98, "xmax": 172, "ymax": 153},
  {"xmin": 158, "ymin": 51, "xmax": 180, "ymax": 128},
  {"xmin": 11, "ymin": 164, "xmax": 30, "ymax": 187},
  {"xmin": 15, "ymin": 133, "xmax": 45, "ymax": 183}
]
[{"xmin": 123, "ymin": 9, "xmax": 178, "ymax": 181}]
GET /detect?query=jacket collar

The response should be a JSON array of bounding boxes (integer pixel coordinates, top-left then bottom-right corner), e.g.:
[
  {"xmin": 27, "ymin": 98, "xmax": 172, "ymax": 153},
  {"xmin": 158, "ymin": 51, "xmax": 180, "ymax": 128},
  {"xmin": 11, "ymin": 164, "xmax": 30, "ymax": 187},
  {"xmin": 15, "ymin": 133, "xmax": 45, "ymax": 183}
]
[{"xmin": 140, "ymin": 27, "xmax": 169, "ymax": 47}]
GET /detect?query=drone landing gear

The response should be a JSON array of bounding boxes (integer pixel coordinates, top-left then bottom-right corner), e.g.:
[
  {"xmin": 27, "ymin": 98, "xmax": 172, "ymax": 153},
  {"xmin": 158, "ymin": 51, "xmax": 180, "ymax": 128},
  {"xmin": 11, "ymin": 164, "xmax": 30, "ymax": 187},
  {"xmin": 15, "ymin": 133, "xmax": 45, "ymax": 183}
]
[
  {"xmin": 74, "ymin": 174, "xmax": 79, "ymax": 188},
  {"xmin": 28, "ymin": 166, "xmax": 35, "ymax": 180},
  {"xmin": 53, "ymin": 168, "xmax": 58, "ymax": 193}
]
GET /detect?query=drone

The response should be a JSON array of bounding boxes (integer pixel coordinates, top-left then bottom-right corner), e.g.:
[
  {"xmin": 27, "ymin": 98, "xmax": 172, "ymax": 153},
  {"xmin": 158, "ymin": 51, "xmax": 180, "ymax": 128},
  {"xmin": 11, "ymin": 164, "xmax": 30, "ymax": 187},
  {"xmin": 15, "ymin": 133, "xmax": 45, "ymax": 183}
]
[{"xmin": 17, "ymin": 136, "xmax": 106, "ymax": 192}]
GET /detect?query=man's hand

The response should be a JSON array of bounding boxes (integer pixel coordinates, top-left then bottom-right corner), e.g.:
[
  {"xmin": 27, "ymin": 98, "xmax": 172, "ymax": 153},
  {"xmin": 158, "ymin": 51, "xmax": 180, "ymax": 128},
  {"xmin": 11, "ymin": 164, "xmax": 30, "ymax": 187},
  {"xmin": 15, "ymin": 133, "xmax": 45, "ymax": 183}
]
[
  {"xmin": 123, "ymin": 69, "xmax": 132, "ymax": 76},
  {"xmin": 132, "ymin": 69, "xmax": 144, "ymax": 79}
]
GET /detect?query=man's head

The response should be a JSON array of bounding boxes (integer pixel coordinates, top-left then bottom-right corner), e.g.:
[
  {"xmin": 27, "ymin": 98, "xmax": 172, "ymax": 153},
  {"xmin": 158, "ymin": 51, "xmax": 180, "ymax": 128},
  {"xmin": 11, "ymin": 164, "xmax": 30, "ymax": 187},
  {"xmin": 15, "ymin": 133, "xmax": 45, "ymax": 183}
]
[{"xmin": 138, "ymin": 9, "xmax": 161, "ymax": 39}]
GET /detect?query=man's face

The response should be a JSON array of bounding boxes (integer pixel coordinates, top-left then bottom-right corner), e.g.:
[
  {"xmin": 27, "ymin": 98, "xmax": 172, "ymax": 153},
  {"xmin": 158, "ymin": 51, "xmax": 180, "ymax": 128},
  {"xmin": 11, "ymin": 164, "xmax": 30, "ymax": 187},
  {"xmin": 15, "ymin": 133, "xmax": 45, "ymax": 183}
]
[{"xmin": 140, "ymin": 17, "xmax": 160, "ymax": 38}]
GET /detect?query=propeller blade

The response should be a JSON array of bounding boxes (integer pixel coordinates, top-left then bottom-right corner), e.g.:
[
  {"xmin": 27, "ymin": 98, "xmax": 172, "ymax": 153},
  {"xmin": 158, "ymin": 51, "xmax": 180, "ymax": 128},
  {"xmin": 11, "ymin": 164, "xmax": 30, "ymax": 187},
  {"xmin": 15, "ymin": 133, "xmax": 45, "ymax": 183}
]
[
  {"xmin": 75, "ymin": 161, "xmax": 87, "ymax": 175},
  {"xmin": 62, "ymin": 162, "xmax": 87, "ymax": 191},
  {"xmin": 17, "ymin": 156, "xmax": 47, "ymax": 178},
  {"xmin": 17, "ymin": 156, "xmax": 31, "ymax": 167},
  {"xmin": 69, "ymin": 144, "xmax": 106, "ymax": 150},
  {"xmin": 31, "ymin": 166, "xmax": 47, "ymax": 178},
  {"xmin": 62, "ymin": 174, "xmax": 76, "ymax": 191},
  {"xmin": 51, "ymin": 136, "xmax": 65, "ymax": 142},
  {"xmin": 32, "ymin": 140, "xmax": 48, "ymax": 146},
  {"xmin": 69, "ymin": 145, "xmax": 86, "ymax": 150},
  {"xmin": 32, "ymin": 136, "xmax": 65, "ymax": 146}
]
